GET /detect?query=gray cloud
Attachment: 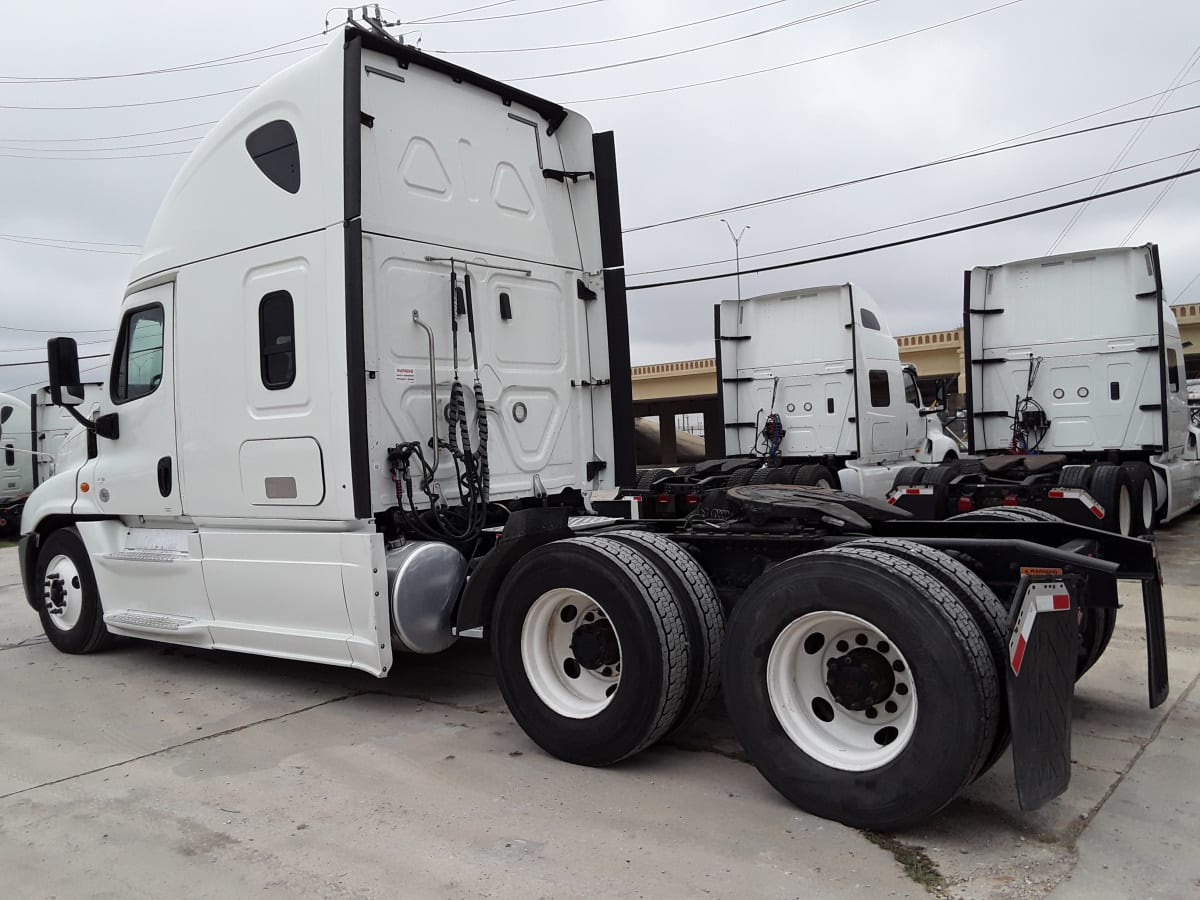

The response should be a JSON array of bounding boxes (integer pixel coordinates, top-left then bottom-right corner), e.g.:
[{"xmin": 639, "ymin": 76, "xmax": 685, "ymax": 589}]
[{"xmin": 3, "ymin": 0, "xmax": 1199, "ymax": 385}]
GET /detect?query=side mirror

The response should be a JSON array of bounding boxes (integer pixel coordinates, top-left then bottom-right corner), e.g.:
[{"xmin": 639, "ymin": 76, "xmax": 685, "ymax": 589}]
[
  {"xmin": 47, "ymin": 337, "xmax": 84, "ymax": 407},
  {"xmin": 935, "ymin": 378, "xmax": 947, "ymax": 407}
]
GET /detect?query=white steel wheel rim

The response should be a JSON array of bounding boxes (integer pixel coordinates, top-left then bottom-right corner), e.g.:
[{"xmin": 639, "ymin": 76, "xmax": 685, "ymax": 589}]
[
  {"xmin": 1140, "ymin": 480, "xmax": 1154, "ymax": 530},
  {"xmin": 1117, "ymin": 484, "xmax": 1132, "ymax": 535},
  {"xmin": 521, "ymin": 589, "xmax": 622, "ymax": 719},
  {"xmin": 43, "ymin": 554, "xmax": 84, "ymax": 631},
  {"xmin": 767, "ymin": 611, "xmax": 918, "ymax": 771},
  {"xmin": 815, "ymin": 477, "xmax": 833, "ymax": 489}
]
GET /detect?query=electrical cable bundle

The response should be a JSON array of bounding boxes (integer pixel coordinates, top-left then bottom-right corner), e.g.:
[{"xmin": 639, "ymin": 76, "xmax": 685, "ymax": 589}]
[
  {"xmin": 1009, "ymin": 355, "xmax": 1048, "ymax": 454},
  {"xmin": 388, "ymin": 264, "xmax": 490, "ymax": 545}
]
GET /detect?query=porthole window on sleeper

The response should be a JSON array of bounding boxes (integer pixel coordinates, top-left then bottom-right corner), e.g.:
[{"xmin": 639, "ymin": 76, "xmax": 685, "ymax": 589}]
[{"xmin": 246, "ymin": 120, "xmax": 301, "ymax": 193}]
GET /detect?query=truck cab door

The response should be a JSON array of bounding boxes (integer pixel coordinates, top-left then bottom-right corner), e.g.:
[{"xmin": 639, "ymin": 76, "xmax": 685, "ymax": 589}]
[{"xmin": 92, "ymin": 283, "xmax": 182, "ymax": 518}]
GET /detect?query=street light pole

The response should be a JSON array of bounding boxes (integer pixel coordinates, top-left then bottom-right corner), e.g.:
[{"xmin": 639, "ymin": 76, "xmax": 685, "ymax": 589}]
[{"xmin": 720, "ymin": 218, "xmax": 748, "ymax": 314}]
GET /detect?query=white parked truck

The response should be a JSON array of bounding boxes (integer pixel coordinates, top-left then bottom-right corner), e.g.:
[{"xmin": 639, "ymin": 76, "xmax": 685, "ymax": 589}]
[
  {"xmin": 0, "ymin": 386, "xmax": 102, "ymax": 537},
  {"xmin": 627, "ymin": 285, "xmax": 960, "ymax": 515},
  {"xmin": 890, "ymin": 245, "xmax": 1200, "ymax": 535},
  {"xmin": 18, "ymin": 19, "xmax": 1170, "ymax": 831}
]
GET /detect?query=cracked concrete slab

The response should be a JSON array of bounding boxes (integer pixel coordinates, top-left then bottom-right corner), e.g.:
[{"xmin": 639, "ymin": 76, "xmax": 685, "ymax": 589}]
[{"xmin": 2, "ymin": 509, "xmax": 1198, "ymax": 897}]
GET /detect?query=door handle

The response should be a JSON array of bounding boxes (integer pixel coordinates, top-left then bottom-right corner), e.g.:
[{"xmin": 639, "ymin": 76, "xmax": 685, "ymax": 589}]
[{"xmin": 157, "ymin": 456, "xmax": 172, "ymax": 497}]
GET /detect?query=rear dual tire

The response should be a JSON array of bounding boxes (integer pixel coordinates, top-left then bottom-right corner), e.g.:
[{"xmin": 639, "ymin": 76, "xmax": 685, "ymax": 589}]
[
  {"xmin": 722, "ymin": 545, "xmax": 999, "ymax": 830},
  {"xmin": 492, "ymin": 534, "xmax": 723, "ymax": 767},
  {"xmin": 949, "ymin": 506, "xmax": 1117, "ymax": 678}
]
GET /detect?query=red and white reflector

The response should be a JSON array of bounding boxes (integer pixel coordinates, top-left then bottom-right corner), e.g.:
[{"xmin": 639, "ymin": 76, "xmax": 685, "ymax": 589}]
[
  {"xmin": 1009, "ymin": 581, "xmax": 1072, "ymax": 675},
  {"xmin": 886, "ymin": 485, "xmax": 934, "ymax": 505},
  {"xmin": 1046, "ymin": 487, "xmax": 1105, "ymax": 519}
]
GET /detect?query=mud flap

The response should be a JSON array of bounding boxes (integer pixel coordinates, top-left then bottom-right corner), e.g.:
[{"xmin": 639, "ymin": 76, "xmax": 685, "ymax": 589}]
[
  {"xmin": 1006, "ymin": 576, "xmax": 1077, "ymax": 811},
  {"xmin": 1142, "ymin": 577, "xmax": 1169, "ymax": 708}
]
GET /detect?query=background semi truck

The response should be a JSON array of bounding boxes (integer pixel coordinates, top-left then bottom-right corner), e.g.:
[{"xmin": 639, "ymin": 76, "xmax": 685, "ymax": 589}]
[
  {"xmin": 891, "ymin": 245, "xmax": 1200, "ymax": 534},
  {"xmin": 0, "ymin": 386, "xmax": 101, "ymax": 537},
  {"xmin": 627, "ymin": 285, "xmax": 960, "ymax": 515},
  {"xmin": 16, "ymin": 18, "xmax": 1169, "ymax": 831}
]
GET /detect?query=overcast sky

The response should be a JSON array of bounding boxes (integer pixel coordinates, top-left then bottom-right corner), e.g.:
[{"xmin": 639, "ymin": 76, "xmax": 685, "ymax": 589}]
[{"xmin": 3, "ymin": 0, "xmax": 1200, "ymax": 392}]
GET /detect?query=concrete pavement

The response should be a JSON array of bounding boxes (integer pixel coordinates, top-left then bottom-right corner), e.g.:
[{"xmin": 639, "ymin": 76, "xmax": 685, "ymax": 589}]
[{"xmin": 2, "ymin": 512, "xmax": 1199, "ymax": 898}]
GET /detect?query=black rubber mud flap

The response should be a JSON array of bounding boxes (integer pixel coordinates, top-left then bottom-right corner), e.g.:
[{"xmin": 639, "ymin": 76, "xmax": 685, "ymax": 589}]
[
  {"xmin": 1142, "ymin": 577, "xmax": 1170, "ymax": 708},
  {"xmin": 1006, "ymin": 575, "xmax": 1077, "ymax": 811}
]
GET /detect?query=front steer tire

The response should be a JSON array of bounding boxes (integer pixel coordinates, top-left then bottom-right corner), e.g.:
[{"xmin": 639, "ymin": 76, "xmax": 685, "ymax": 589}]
[
  {"xmin": 491, "ymin": 536, "xmax": 689, "ymax": 767},
  {"xmin": 722, "ymin": 546, "xmax": 998, "ymax": 831},
  {"xmin": 35, "ymin": 527, "xmax": 116, "ymax": 655}
]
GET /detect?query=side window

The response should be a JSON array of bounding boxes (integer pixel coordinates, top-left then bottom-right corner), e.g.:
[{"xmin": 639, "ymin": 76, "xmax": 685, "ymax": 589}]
[
  {"xmin": 904, "ymin": 371, "xmax": 921, "ymax": 407},
  {"xmin": 860, "ymin": 308, "xmax": 882, "ymax": 331},
  {"xmin": 1168, "ymin": 348, "xmax": 1181, "ymax": 393},
  {"xmin": 259, "ymin": 290, "xmax": 296, "ymax": 390},
  {"xmin": 869, "ymin": 370, "xmax": 891, "ymax": 407},
  {"xmin": 246, "ymin": 120, "xmax": 300, "ymax": 194},
  {"xmin": 112, "ymin": 304, "xmax": 165, "ymax": 404}
]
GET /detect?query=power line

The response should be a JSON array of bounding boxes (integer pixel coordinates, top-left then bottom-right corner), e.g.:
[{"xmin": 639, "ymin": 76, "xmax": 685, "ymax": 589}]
[
  {"xmin": 507, "ymin": 0, "xmax": 884, "ymax": 81},
  {"xmin": 0, "ymin": 150, "xmax": 192, "ymax": 161},
  {"xmin": 0, "ymin": 353, "xmax": 109, "ymax": 369},
  {"xmin": 0, "ymin": 232, "xmax": 138, "ymax": 248},
  {"xmin": 0, "ymin": 135, "xmax": 203, "ymax": 153},
  {"xmin": 0, "ymin": 84, "xmax": 255, "ymax": 111},
  {"xmin": 434, "ymin": 0, "xmax": 792, "ymax": 54},
  {"xmin": 624, "ymin": 166, "xmax": 1200, "ymax": 292},
  {"xmin": 1119, "ymin": 145, "xmax": 1200, "ymax": 243},
  {"xmin": 0, "ymin": 338, "xmax": 112, "ymax": 353},
  {"xmin": 411, "ymin": 0, "xmax": 604, "ymax": 25},
  {"xmin": 409, "ymin": 1, "xmax": 521, "ymax": 23},
  {"xmin": 629, "ymin": 149, "xmax": 1199, "ymax": 278},
  {"xmin": 0, "ymin": 236, "xmax": 140, "ymax": 254},
  {"xmin": 0, "ymin": 325, "xmax": 115, "ymax": 334},
  {"xmin": 1046, "ymin": 40, "xmax": 1200, "ymax": 254},
  {"xmin": 0, "ymin": 32, "xmax": 324, "ymax": 83},
  {"xmin": 623, "ymin": 101, "xmax": 1200, "ymax": 234},
  {"xmin": 565, "ymin": 0, "xmax": 1026, "ymax": 104},
  {"xmin": 0, "ymin": 120, "xmax": 217, "ymax": 144},
  {"xmin": 1173, "ymin": 270, "xmax": 1200, "ymax": 302}
]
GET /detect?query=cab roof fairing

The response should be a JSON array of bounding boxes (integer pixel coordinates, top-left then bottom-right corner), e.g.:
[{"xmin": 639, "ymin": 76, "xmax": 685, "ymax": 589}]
[{"xmin": 128, "ymin": 35, "xmax": 347, "ymax": 288}]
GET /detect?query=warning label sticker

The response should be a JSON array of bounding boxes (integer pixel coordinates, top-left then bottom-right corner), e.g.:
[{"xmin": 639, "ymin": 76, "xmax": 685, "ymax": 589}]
[
  {"xmin": 395, "ymin": 367, "xmax": 415, "ymax": 382},
  {"xmin": 1020, "ymin": 566, "xmax": 1064, "ymax": 576}
]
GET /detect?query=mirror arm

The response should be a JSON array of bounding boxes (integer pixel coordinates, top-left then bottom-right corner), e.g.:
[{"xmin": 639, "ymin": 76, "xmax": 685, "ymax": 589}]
[{"xmin": 63, "ymin": 406, "xmax": 95, "ymax": 431}]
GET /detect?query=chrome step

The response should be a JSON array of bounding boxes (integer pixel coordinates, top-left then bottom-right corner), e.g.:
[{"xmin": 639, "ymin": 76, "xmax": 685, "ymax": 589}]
[
  {"xmin": 102, "ymin": 549, "xmax": 187, "ymax": 563},
  {"xmin": 106, "ymin": 611, "xmax": 202, "ymax": 633}
]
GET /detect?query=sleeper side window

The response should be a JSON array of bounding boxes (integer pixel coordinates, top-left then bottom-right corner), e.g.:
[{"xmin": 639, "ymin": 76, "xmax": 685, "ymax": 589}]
[
  {"xmin": 860, "ymin": 308, "xmax": 882, "ymax": 331},
  {"xmin": 259, "ymin": 291, "xmax": 296, "ymax": 390},
  {"xmin": 246, "ymin": 120, "xmax": 301, "ymax": 194},
  {"xmin": 4, "ymin": 444, "xmax": 13, "ymax": 466},
  {"xmin": 112, "ymin": 304, "xmax": 165, "ymax": 404},
  {"xmin": 869, "ymin": 370, "xmax": 891, "ymax": 407},
  {"xmin": 1167, "ymin": 348, "xmax": 1181, "ymax": 393}
]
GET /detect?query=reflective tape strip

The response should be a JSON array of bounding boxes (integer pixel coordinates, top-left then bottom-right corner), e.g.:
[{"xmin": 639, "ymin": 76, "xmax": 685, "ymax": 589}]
[
  {"xmin": 1009, "ymin": 581, "xmax": 1071, "ymax": 675},
  {"xmin": 1047, "ymin": 487, "xmax": 1105, "ymax": 519}
]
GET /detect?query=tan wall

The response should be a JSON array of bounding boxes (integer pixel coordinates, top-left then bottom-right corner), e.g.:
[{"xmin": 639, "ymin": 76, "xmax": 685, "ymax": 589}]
[
  {"xmin": 630, "ymin": 305, "xmax": 1200, "ymax": 403},
  {"xmin": 631, "ymin": 357, "xmax": 716, "ymax": 401}
]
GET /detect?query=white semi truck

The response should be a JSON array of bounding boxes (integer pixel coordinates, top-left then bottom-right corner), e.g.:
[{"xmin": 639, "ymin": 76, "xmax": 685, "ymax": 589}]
[
  {"xmin": 0, "ymin": 386, "xmax": 102, "ymax": 537},
  {"xmin": 17, "ymin": 19, "xmax": 1170, "ymax": 830},
  {"xmin": 627, "ymin": 286, "xmax": 960, "ymax": 516},
  {"xmin": 890, "ymin": 245, "xmax": 1200, "ymax": 535}
]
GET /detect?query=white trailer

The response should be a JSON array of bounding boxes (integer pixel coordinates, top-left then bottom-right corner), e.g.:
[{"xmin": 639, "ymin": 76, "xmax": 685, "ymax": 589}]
[
  {"xmin": 16, "ymin": 19, "xmax": 1171, "ymax": 831},
  {"xmin": 891, "ymin": 245, "xmax": 1200, "ymax": 534}
]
